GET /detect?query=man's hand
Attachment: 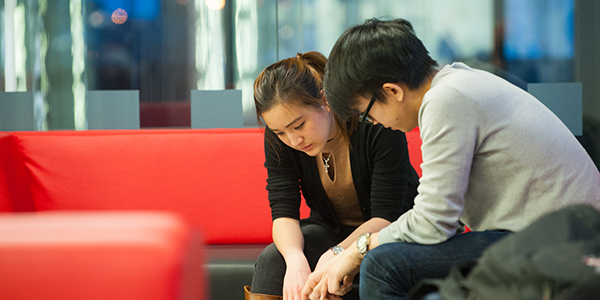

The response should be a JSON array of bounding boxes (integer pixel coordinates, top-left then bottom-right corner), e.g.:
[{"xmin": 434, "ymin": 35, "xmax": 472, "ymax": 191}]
[{"xmin": 301, "ymin": 243, "xmax": 363, "ymax": 300}]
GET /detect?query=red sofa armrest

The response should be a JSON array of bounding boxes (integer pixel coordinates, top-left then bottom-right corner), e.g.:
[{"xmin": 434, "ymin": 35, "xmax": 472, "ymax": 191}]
[
  {"xmin": 0, "ymin": 211, "xmax": 205, "ymax": 300},
  {"xmin": 0, "ymin": 133, "xmax": 34, "ymax": 212}
]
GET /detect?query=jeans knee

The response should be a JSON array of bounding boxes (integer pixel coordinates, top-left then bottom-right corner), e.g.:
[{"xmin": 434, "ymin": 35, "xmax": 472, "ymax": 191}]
[
  {"xmin": 361, "ymin": 248, "xmax": 387, "ymax": 276},
  {"xmin": 360, "ymin": 244, "xmax": 413, "ymax": 282}
]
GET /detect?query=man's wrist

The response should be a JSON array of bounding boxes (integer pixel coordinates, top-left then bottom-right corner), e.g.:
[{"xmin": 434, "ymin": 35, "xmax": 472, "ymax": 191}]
[{"xmin": 347, "ymin": 240, "xmax": 366, "ymax": 266}]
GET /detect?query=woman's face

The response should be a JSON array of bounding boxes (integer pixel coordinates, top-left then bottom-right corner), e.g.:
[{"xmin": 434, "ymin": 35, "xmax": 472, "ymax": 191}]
[{"xmin": 262, "ymin": 101, "xmax": 336, "ymax": 157}]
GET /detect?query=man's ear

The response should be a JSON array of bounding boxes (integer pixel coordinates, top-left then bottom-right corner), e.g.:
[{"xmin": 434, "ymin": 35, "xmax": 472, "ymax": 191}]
[{"xmin": 382, "ymin": 83, "xmax": 405, "ymax": 103}]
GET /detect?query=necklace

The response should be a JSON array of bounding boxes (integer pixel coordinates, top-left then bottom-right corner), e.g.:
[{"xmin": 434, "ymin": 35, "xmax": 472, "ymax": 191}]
[{"xmin": 322, "ymin": 153, "xmax": 332, "ymax": 174}]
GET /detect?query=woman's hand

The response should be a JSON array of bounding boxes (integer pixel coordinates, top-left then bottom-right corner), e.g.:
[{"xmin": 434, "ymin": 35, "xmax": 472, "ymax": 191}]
[
  {"xmin": 314, "ymin": 247, "xmax": 336, "ymax": 272},
  {"xmin": 302, "ymin": 243, "xmax": 362, "ymax": 300},
  {"xmin": 283, "ymin": 256, "xmax": 312, "ymax": 300}
]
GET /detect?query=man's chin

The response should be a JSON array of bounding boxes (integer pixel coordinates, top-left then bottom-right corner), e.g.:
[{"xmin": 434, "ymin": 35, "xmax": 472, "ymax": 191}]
[
  {"xmin": 384, "ymin": 125, "xmax": 403, "ymax": 132},
  {"xmin": 397, "ymin": 125, "xmax": 416, "ymax": 133}
]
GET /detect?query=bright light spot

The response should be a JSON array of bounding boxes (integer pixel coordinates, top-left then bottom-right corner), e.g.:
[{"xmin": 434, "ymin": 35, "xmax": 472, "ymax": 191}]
[
  {"xmin": 205, "ymin": 0, "xmax": 225, "ymax": 10},
  {"xmin": 111, "ymin": 8, "xmax": 128, "ymax": 24},
  {"xmin": 279, "ymin": 25, "xmax": 294, "ymax": 39},
  {"xmin": 89, "ymin": 11, "xmax": 104, "ymax": 27}
]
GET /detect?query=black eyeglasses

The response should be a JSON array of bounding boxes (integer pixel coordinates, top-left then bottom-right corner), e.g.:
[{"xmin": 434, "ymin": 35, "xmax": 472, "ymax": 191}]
[{"xmin": 358, "ymin": 96, "xmax": 376, "ymax": 123}]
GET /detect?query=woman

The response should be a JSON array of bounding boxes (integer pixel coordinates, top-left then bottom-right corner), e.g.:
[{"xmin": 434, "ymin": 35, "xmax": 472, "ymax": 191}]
[{"xmin": 245, "ymin": 51, "xmax": 419, "ymax": 300}]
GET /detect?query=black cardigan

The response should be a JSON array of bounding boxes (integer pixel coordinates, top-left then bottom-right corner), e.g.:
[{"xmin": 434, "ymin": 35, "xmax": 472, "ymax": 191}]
[{"xmin": 264, "ymin": 122, "xmax": 419, "ymax": 232}]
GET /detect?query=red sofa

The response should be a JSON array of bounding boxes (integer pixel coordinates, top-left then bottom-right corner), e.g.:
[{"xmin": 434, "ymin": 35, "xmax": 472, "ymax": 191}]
[{"xmin": 0, "ymin": 127, "xmax": 423, "ymax": 299}]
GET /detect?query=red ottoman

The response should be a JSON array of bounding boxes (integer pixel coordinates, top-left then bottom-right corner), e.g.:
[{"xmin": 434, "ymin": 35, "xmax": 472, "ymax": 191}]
[{"xmin": 0, "ymin": 211, "xmax": 205, "ymax": 300}]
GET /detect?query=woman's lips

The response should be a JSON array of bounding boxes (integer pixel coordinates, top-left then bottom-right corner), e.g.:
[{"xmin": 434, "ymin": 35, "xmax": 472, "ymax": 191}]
[{"xmin": 300, "ymin": 144, "xmax": 312, "ymax": 152}]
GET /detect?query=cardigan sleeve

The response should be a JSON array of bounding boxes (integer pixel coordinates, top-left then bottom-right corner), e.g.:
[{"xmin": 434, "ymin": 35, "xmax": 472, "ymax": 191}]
[
  {"xmin": 263, "ymin": 129, "xmax": 303, "ymax": 221},
  {"xmin": 356, "ymin": 123, "xmax": 417, "ymax": 223}
]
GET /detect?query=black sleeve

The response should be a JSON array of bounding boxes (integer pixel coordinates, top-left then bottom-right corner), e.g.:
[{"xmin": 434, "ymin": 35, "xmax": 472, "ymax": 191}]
[
  {"xmin": 263, "ymin": 129, "xmax": 303, "ymax": 221},
  {"xmin": 360, "ymin": 124, "xmax": 417, "ymax": 222}
]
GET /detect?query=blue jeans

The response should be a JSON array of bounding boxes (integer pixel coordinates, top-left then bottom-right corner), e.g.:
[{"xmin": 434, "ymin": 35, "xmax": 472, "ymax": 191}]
[{"xmin": 359, "ymin": 230, "xmax": 511, "ymax": 300}]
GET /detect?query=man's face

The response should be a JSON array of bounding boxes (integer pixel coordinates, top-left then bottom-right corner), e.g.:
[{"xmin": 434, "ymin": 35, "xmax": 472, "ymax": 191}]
[{"xmin": 355, "ymin": 93, "xmax": 418, "ymax": 133}]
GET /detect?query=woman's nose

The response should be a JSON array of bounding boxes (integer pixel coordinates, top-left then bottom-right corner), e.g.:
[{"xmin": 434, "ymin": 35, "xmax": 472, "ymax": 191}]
[{"xmin": 288, "ymin": 133, "xmax": 303, "ymax": 147}]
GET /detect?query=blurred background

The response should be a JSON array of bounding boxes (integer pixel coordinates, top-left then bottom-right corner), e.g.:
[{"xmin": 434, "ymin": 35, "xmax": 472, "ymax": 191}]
[{"xmin": 1, "ymin": 0, "xmax": 599, "ymax": 165}]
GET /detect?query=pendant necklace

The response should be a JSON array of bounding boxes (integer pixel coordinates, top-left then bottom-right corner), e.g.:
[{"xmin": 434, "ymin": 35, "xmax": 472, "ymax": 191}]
[
  {"xmin": 322, "ymin": 153, "xmax": 332, "ymax": 174},
  {"xmin": 323, "ymin": 126, "xmax": 338, "ymax": 175}
]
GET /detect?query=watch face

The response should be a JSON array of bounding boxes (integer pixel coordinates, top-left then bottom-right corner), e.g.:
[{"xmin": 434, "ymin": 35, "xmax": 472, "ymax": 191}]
[
  {"xmin": 357, "ymin": 233, "xmax": 370, "ymax": 255},
  {"xmin": 357, "ymin": 235, "xmax": 367, "ymax": 246}
]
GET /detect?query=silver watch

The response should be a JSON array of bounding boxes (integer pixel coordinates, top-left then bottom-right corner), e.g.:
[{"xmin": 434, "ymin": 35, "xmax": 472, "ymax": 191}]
[
  {"xmin": 330, "ymin": 245, "xmax": 344, "ymax": 255},
  {"xmin": 356, "ymin": 232, "xmax": 372, "ymax": 255}
]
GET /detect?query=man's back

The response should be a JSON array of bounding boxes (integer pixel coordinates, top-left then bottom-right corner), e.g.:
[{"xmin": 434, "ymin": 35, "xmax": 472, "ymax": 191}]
[{"xmin": 421, "ymin": 62, "xmax": 600, "ymax": 232}]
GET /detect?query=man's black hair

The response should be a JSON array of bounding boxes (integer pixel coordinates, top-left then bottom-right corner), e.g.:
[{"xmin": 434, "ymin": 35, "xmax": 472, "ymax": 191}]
[{"xmin": 324, "ymin": 18, "xmax": 438, "ymax": 119}]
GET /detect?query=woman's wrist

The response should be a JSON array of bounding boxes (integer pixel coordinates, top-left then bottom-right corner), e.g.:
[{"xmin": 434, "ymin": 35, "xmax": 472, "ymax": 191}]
[
  {"xmin": 330, "ymin": 245, "xmax": 344, "ymax": 255},
  {"xmin": 283, "ymin": 251, "xmax": 308, "ymax": 266}
]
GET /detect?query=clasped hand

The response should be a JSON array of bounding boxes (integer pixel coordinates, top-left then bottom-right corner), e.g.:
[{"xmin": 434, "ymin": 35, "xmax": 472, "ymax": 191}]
[{"xmin": 301, "ymin": 247, "xmax": 363, "ymax": 300}]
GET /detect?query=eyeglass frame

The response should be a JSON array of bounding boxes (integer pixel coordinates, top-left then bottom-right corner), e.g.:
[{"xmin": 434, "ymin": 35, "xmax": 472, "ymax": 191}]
[{"xmin": 358, "ymin": 96, "xmax": 376, "ymax": 123}]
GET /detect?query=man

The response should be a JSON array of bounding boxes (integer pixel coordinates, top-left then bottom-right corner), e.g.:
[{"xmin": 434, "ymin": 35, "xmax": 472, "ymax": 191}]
[{"xmin": 301, "ymin": 18, "xmax": 600, "ymax": 300}]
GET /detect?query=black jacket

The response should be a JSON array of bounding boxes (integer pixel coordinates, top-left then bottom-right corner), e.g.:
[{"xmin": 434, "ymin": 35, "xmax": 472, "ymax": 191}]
[{"xmin": 264, "ymin": 122, "xmax": 419, "ymax": 232}]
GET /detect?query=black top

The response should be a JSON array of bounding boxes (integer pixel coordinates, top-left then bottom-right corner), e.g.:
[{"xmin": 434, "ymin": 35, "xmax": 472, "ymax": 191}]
[{"xmin": 264, "ymin": 121, "xmax": 419, "ymax": 232}]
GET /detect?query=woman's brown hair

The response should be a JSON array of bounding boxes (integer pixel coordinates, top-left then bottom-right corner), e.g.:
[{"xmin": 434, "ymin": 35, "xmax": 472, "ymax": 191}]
[{"xmin": 253, "ymin": 51, "xmax": 355, "ymax": 150}]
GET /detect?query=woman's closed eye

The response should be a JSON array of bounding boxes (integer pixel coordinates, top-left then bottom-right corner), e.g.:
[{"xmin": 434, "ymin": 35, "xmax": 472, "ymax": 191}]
[{"xmin": 273, "ymin": 121, "xmax": 304, "ymax": 136}]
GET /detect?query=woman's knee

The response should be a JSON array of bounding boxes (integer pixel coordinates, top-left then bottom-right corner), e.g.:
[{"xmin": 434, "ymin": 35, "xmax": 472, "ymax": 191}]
[{"xmin": 256, "ymin": 243, "xmax": 284, "ymax": 268}]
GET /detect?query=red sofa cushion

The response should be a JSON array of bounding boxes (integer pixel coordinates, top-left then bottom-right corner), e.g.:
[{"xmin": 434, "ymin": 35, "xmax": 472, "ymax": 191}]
[
  {"xmin": 10, "ymin": 128, "xmax": 273, "ymax": 244},
  {"xmin": 0, "ymin": 211, "xmax": 205, "ymax": 300}
]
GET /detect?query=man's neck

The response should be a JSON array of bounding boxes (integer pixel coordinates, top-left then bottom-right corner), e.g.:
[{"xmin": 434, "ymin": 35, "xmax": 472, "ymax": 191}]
[{"xmin": 401, "ymin": 70, "xmax": 437, "ymax": 130}]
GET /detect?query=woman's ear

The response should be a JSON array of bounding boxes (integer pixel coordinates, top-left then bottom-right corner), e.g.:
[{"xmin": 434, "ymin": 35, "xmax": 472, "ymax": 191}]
[
  {"xmin": 321, "ymin": 92, "xmax": 332, "ymax": 112},
  {"xmin": 382, "ymin": 83, "xmax": 405, "ymax": 103},
  {"xmin": 323, "ymin": 101, "xmax": 332, "ymax": 113}
]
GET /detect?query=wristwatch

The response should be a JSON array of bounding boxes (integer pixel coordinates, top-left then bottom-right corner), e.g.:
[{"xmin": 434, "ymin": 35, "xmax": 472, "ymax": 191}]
[
  {"xmin": 356, "ymin": 232, "xmax": 372, "ymax": 255},
  {"xmin": 330, "ymin": 245, "xmax": 344, "ymax": 255}
]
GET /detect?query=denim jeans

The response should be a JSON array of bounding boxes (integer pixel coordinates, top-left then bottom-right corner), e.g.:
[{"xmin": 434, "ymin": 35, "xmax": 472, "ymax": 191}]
[
  {"xmin": 251, "ymin": 222, "xmax": 357, "ymax": 296},
  {"xmin": 359, "ymin": 230, "xmax": 511, "ymax": 300}
]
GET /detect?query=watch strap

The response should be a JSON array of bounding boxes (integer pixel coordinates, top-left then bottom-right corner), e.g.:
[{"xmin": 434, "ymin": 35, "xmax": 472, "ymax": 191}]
[{"xmin": 330, "ymin": 245, "xmax": 344, "ymax": 255}]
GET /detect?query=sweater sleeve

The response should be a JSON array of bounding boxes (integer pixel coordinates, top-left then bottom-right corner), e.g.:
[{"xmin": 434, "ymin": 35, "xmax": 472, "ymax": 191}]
[
  {"xmin": 378, "ymin": 85, "xmax": 477, "ymax": 245},
  {"xmin": 263, "ymin": 129, "xmax": 302, "ymax": 221}
]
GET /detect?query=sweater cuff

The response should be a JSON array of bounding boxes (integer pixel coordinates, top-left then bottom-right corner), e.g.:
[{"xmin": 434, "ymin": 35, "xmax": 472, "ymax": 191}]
[{"xmin": 377, "ymin": 225, "xmax": 402, "ymax": 245}]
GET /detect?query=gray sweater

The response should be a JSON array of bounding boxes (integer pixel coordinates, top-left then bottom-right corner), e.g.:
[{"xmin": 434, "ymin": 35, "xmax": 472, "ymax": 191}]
[{"xmin": 379, "ymin": 63, "xmax": 600, "ymax": 245}]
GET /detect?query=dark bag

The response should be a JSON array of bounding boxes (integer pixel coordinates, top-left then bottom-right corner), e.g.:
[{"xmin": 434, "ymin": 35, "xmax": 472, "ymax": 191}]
[{"xmin": 410, "ymin": 205, "xmax": 600, "ymax": 300}]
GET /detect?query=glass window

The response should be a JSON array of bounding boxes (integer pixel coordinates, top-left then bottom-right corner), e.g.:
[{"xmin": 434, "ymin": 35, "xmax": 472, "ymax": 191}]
[{"xmin": 1, "ymin": 0, "xmax": 597, "ymax": 168}]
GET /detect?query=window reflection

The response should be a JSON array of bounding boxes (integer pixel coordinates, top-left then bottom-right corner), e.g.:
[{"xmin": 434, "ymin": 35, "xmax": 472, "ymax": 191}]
[
  {"xmin": 0, "ymin": 0, "xmax": 593, "ymax": 132},
  {"xmin": 194, "ymin": 0, "xmax": 226, "ymax": 90},
  {"xmin": 504, "ymin": 0, "xmax": 574, "ymax": 83}
]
